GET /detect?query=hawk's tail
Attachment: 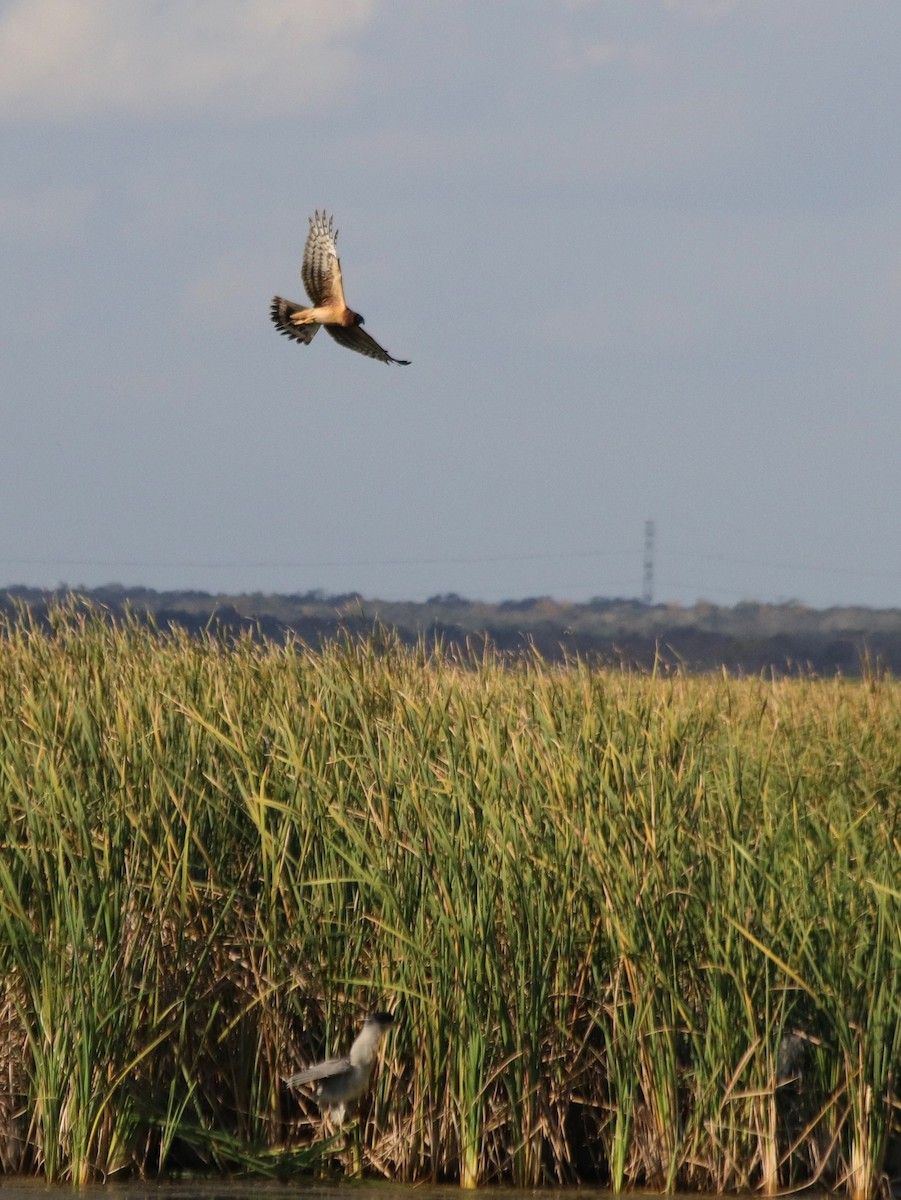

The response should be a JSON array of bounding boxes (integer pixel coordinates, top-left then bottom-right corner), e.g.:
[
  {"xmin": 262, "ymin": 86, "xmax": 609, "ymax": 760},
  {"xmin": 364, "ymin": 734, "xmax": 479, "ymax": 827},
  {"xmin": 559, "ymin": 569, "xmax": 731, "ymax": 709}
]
[{"xmin": 270, "ymin": 296, "xmax": 320, "ymax": 346}]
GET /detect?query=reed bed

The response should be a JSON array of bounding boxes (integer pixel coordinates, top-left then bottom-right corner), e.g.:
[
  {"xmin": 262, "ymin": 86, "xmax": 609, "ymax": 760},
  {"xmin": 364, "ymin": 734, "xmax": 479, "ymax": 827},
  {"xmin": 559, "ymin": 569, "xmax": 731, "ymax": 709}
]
[{"xmin": 0, "ymin": 604, "xmax": 898, "ymax": 1194}]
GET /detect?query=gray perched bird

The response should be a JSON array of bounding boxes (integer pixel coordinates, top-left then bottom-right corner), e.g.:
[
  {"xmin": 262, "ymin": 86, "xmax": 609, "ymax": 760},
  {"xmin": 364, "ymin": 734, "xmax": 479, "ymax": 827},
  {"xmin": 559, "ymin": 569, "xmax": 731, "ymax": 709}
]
[{"xmin": 285, "ymin": 1011, "xmax": 395, "ymax": 1124}]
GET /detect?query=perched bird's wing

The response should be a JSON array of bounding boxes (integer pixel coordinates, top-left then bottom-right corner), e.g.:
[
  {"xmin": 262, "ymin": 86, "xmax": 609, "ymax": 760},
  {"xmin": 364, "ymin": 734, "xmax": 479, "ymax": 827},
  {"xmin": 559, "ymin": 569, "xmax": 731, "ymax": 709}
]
[
  {"xmin": 325, "ymin": 323, "xmax": 411, "ymax": 366},
  {"xmin": 285, "ymin": 1055, "xmax": 352, "ymax": 1087},
  {"xmin": 302, "ymin": 211, "xmax": 346, "ymax": 308},
  {"xmin": 270, "ymin": 297, "xmax": 321, "ymax": 344}
]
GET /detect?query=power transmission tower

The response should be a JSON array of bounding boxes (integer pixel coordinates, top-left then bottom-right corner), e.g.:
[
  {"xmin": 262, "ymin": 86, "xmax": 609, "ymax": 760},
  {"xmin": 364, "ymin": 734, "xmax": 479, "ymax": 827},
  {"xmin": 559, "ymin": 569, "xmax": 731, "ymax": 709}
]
[{"xmin": 642, "ymin": 520, "xmax": 655, "ymax": 605}]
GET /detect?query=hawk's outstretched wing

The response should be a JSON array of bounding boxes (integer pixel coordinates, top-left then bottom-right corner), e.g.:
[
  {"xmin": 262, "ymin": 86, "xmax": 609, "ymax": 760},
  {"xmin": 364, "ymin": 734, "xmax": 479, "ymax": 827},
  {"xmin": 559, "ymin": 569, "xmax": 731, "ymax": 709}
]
[
  {"xmin": 325, "ymin": 323, "xmax": 411, "ymax": 366},
  {"xmin": 302, "ymin": 210, "xmax": 345, "ymax": 308}
]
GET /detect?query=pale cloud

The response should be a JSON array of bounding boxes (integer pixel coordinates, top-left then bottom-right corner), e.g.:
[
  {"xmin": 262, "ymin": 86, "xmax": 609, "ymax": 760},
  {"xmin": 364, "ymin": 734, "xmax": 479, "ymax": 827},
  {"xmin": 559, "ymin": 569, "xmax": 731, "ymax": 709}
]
[
  {"xmin": 0, "ymin": 184, "xmax": 95, "ymax": 241},
  {"xmin": 662, "ymin": 0, "xmax": 740, "ymax": 17},
  {"xmin": 178, "ymin": 253, "xmax": 266, "ymax": 326},
  {"xmin": 0, "ymin": 0, "xmax": 376, "ymax": 121},
  {"xmin": 552, "ymin": 35, "xmax": 657, "ymax": 75}
]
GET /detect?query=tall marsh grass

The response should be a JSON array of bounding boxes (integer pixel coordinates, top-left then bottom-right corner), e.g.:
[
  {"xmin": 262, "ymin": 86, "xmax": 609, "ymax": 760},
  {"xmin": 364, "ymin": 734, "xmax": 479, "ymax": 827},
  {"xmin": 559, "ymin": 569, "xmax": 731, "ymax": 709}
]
[{"xmin": 0, "ymin": 605, "xmax": 898, "ymax": 1193}]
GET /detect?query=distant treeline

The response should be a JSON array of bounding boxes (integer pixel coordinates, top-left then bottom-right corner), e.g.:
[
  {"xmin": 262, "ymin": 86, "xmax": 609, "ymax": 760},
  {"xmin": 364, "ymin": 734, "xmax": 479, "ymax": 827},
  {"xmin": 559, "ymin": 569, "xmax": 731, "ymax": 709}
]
[{"xmin": 2, "ymin": 584, "xmax": 901, "ymax": 675}]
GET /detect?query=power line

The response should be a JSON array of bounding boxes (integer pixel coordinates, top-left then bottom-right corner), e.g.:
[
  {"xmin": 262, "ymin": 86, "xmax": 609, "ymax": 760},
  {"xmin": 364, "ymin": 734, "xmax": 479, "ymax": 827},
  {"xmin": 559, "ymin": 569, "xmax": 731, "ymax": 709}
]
[
  {"xmin": 0, "ymin": 548, "xmax": 636, "ymax": 572},
  {"xmin": 665, "ymin": 550, "xmax": 901, "ymax": 582},
  {"xmin": 2, "ymin": 545, "xmax": 900, "ymax": 587}
]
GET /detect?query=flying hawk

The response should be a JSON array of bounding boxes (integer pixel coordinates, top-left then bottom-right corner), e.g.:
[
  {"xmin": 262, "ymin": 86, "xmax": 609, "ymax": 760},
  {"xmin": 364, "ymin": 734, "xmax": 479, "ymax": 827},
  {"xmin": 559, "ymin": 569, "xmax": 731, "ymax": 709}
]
[{"xmin": 271, "ymin": 211, "xmax": 411, "ymax": 365}]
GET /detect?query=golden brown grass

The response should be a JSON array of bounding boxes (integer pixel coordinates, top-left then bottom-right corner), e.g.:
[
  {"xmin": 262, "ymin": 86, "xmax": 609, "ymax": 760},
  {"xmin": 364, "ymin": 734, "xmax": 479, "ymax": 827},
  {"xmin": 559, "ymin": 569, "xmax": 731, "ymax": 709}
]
[{"xmin": 0, "ymin": 604, "xmax": 898, "ymax": 1195}]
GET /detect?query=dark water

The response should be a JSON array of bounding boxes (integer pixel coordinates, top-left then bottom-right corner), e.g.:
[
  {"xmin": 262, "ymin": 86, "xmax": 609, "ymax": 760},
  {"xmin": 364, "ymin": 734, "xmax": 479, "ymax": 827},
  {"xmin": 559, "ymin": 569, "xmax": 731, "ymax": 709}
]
[
  {"xmin": 0, "ymin": 1184, "xmax": 817, "ymax": 1200},
  {"xmin": 0, "ymin": 1187, "xmax": 544, "ymax": 1200}
]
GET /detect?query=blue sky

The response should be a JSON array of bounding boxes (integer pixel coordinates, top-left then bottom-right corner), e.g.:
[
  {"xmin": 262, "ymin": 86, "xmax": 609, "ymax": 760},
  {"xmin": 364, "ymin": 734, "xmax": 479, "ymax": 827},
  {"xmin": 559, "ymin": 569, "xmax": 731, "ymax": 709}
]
[{"xmin": 2, "ymin": 0, "xmax": 899, "ymax": 608}]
